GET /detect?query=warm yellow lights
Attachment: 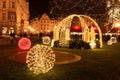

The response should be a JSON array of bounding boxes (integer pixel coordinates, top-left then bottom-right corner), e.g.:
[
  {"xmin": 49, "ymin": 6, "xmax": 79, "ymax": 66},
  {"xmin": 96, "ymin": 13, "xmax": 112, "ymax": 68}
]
[
  {"xmin": 26, "ymin": 44, "xmax": 55, "ymax": 75},
  {"xmin": 28, "ymin": 26, "xmax": 34, "ymax": 33},
  {"xmin": 113, "ymin": 22, "xmax": 120, "ymax": 28},
  {"xmin": 54, "ymin": 14, "xmax": 103, "ymax": 48}
]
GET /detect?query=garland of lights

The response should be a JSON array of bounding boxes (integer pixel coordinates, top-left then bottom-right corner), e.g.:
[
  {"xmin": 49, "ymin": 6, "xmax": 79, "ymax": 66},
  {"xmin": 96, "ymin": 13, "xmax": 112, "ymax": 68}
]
[{"xmin": 26, "ymin": 44, "xmax": 55, "ymax": 75}]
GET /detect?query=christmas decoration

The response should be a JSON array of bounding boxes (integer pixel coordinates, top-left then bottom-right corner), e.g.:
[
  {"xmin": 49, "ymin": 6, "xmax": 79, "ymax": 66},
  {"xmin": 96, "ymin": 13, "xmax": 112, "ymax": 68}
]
[
  {"xmin": 107, "ymin": 37, "xmax": 117, "ymax": 45},
  {"xmin": 26, "ymin": 44, "xmax": 55, "ymax": 75},
  {"xmin": 49, "ymin": 0, "xmax": 105, "ymax": 17},
  {"xmin": 18, "ymin": 37, "xmax": 31, "ymax": 50},
  {"xmin": 54, "ymin": 14, "xmax": 103, "ymax": 48},
  {"xmin": 89, "ymin": 40, "xmax": 96, "ymax": 49},
  {"xmin": 108, "ymin": 5, "xmax": 120, "ymax": 23},
  {"xmin": 42, "ymin": 36, "xmax": 51, "ymax": 45}
]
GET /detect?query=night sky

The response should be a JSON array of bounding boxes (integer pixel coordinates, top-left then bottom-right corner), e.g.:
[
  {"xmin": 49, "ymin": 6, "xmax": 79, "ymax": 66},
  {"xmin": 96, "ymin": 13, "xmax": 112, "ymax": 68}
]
[{"xmin": 29, "ymin": 0, "xmax": 49, "ymax": 19}]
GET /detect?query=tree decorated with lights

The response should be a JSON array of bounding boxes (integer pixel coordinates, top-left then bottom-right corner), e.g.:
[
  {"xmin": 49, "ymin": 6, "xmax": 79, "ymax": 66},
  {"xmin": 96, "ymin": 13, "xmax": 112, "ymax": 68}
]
[
  {"xmin": 106, "ymin": 0, "xmax": 120, "ymax": 32},
  {"xmin": 26, "ymin": 44, "xmax": 55, "ymax": 75},
  {"xmin": 49, "ymin": 0, "xmax": 105, "ymax": 18}
]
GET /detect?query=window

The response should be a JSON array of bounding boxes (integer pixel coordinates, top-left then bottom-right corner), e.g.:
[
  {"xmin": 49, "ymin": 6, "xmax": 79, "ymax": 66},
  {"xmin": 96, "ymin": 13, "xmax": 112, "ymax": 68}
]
[
  {"xmin": 10, "ymin": 14, "xmax": 16, "ymax": 21},
  {"xmin": 3, "ymin": 1, "xmax": 6, "ymax": 8},
  {"xmin": 2, "ymin": 13, "xmax": 6, "ymax": 20},
  {"xmin": 12, "ymin": 2, "xmax": 15, "ymax": 8},
  {"xmin": 8, "ymin": 12, "xmax": 16, "ymax": 22}
]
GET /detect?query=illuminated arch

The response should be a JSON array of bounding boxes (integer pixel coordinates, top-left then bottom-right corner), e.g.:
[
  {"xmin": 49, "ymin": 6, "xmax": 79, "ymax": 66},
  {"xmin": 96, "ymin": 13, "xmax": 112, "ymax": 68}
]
[{"xmin": 55, "ymin": 14, "xmax": 103, "ymax": 47}]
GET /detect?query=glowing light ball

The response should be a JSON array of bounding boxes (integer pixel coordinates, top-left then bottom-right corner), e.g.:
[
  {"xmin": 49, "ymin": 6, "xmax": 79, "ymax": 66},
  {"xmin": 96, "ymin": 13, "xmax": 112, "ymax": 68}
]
[
  {"xmin": 26, "ymin": 44, "xmax": 55, "ymax": 75},
  {"xmin": 107, "ymin": 37, "xmax": 117, "ymax": 45},
  {"xmin": 42, "ymin": 36, "xmax": 51, "ymax": 45},
  {"xmin": 107, "ymin": 40, "xmax": 112, "ymax": 45},
  {"xmin": 18, "ymin": 37, "xmax": 31, "ymax": 50},
  {"xmin": 89, "ymin": 40, "xmax": 96, "ymax": 49},
  {"xmin": 110, "ymin": 37, "xmax": 117, "ymax": 43}
]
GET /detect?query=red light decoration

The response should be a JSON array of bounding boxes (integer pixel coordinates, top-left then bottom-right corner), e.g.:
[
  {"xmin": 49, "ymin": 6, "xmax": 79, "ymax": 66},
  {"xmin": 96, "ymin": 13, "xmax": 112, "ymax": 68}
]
[
  {"xmin": 93, "ymin": 26, "xmax": 98, "ymax": 32},
  {"xmin": 88, "ymin": 25, "xmax": 98, "ymax": 32},
  {"xmin": 18, "ymin": 37, "xmax": 31, "ymax": 50},
  {"xmin": 70, "ymin": 26, "xmax": 82, "ymax": 32}
]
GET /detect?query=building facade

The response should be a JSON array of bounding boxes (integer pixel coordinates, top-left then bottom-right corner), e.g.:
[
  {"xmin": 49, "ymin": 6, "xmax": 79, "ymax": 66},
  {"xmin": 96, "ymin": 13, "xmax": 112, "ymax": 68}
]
[
  {"xmin": 30, "ymin": 13, "xmax": 59, "ymax": 34},
  {"xmin": 0, "ymin": 0, "xmax": 29, "ymax": 35}
]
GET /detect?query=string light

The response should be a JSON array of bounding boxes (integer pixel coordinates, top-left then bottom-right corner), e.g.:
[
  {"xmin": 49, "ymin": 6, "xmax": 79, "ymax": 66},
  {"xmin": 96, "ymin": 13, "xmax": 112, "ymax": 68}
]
[
  {"xmin": 50, "ymin": 0, "xmax": 105, "ymax": 16},
  {"xmin": 26, "ymin": 44, "xmax": 55, "ymax": 75},
  {"xmin": 108, "ymin": 5, "xmax": 120, "ymax": 23}
]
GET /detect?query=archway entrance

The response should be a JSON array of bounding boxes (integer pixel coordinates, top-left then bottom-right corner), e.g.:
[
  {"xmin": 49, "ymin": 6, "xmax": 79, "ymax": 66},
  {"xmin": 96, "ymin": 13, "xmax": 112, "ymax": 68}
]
[{"xmin": 54, "ymin": 14, "xmax": 103, "ymax": 48}]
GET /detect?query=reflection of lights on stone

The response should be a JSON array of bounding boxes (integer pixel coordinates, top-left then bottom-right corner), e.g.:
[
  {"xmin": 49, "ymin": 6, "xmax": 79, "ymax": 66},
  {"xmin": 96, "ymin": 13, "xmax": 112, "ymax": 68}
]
[
  {"xmin": 18, "ymin": 38, "xmax": 31, "ymax": 50},
  {"xmin": 42, "ymin": 36, "xmax": 51, "ymax": 45},
  {"xmin": 26, "ymin": 44, "xmax": 55, "ymax": 75},
  {"xmin": 89, "ymin": 40, "xmax": 96, "ymax": 49}
]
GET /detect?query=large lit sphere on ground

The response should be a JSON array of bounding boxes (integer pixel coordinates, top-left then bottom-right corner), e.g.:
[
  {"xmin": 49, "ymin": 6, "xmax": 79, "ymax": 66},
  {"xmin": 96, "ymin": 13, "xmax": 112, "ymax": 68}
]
[
  {"xmin": 26, "ymin": 44, "xmax": 55, "ymax": 75},
  {"xmin": 42, "ymin": 36, "xmax": 51, "ymax": 45},
  {"xmin": 18, "ymin": 37, "xmax": 31, "ymax": 50}
]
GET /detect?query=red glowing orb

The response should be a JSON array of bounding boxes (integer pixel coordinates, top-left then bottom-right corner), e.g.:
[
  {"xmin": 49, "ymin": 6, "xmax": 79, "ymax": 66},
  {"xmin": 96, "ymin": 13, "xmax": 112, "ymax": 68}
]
[
  {"xmin": 93, "ymin": 26, "xmax": 98, "ymax": 32},
  {"xmin": 18, "ymin": 37, "xmax": 31, "ymax": 50},
  {"xmin": 70, "ymin": 26, "xmax": 82, "ymax": 32}
]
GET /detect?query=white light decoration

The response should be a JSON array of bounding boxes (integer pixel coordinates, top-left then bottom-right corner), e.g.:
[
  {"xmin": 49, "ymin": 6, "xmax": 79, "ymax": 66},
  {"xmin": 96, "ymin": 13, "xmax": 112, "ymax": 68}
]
[
  {"xmin": 89, "ymin": 40, "xmax": 96, "ymax": 49},
  {"xmin": 26, "ymin": 44, "xmax": 55, "ymax": 75},
  {"xmin": 107, "ymin": 37, "xmax": 117, "ymax": 45},
  {"xmin": 108, "ymin": 6, "xmax": 120, "ymax": 23},
  {"xmin": 110, "ymin": 37, "xmax": 117, "ymax": 43},
  {"xmin": 107, "ymin": 40, "xmax": 112, "ymax": 45},
  {"xmin": 42, "ymin": 36, "xmax": 51, "ymax": 45}
]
